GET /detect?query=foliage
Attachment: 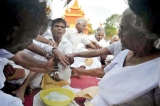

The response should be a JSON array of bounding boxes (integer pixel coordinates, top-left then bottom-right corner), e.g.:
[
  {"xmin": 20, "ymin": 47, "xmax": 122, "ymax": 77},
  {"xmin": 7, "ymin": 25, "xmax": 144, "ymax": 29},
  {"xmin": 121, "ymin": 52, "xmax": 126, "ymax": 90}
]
[
  {"xmin": 88, "ymin": 24, "xmax": 95, "ymax": 34},
  {"xmin": 104, "ymin": 14, "xmax": 121, "ymax": 39}
]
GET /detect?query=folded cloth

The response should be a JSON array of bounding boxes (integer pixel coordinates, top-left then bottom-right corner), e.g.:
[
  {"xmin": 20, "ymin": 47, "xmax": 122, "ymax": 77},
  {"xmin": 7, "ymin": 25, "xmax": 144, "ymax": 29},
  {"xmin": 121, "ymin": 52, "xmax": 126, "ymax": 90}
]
[
  {"xmin": 84, "ymin": 58, "xmax": 93, "ymax": 66},
  {"xmin": 6, "ymin": 68, "xmax": 25, "ymax": 81},
  {"xmin": 41, "ymin": 74, "xmax": 69, "ymax": 89},
  {"xmin": 76, "ymin": 86, "xmax": 99, "ymax": 99}
]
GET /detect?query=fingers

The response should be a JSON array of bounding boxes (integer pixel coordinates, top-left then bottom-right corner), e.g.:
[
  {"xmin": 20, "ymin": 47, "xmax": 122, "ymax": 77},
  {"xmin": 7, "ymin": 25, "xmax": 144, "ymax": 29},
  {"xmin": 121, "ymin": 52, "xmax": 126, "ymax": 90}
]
[{"xmin": 102, "ymin": 65, "xmax": 107, "ymax": 68}]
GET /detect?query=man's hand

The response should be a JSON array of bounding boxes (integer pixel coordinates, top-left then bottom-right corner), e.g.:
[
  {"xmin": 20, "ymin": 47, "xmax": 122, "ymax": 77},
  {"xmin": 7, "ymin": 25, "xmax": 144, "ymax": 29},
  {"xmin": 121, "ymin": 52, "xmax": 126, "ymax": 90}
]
[
  {"xmin": 71, "ymin": 67, "xmax": 84, "ymax": 78},
  {"xmin": 65, "ymin": 53, "xmax": 75, "ymax": 64},
  {"xmin": 52, "ymin": 49, "xmax": 70, "ymax": 67},
  {"xmin": 92, "ymin": 41, "xmax": 102, "ymax": 49},
  {"xmin": 3, "ymin": 64, "xmax": 15, "ymax": 78}
]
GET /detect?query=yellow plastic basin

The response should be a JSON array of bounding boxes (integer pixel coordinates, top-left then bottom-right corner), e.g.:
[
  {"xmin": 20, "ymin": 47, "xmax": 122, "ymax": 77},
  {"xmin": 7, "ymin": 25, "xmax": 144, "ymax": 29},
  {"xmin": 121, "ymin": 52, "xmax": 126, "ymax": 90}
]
[{"xmin": 40, "ymin": 88, "xmax": 75, "ymax": 106}]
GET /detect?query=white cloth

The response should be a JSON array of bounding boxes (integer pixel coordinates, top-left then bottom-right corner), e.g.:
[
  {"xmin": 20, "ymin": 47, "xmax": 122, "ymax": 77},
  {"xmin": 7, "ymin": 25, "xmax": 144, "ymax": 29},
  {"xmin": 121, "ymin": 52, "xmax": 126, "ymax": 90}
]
[
  {"xmin": 105, "ymin": 41, "xmax": 122, "ymax": 61},
  {"xmin": 88, "ymin": 35, "xmax": 110, "ymax": 48},
  {"xmin": 0, "ymin": 49, "xmax": 14, "ymax": 58},
  {"xmin": 71, "ymin": 43, "xmax": 101, "ymax": 69},
  {"xmin": 91, "ymin": 50, "xmax": 160, "ymax": 106},
  {"xmin": 0, "ymin": 90, "xmax": 23, "ymax": 106},
  {"xmin": 0, "ymin": 50, "xmax": 23, "ymax": 106},
  {"xmin": 63, "ymin": 28, "xmax": 91, "ymax": 51},
  {"xmin": 0, "ymin": 58, "xmax": 9, "ymax": 89},
  {"xmin": 0, "ymin": 49, "xmax": 13, "ymax": 88},
  {"xmin": 48, "ymin": 0, "xmax": 67, "ymax": 20}
]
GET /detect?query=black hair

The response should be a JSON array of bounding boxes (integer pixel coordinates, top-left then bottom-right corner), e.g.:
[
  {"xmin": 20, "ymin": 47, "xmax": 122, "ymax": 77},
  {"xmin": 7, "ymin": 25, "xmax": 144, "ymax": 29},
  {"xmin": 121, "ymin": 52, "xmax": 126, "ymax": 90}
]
[
  {"xmin": 127, "ymin": 0, "xmax": 160, "ymax": 36},
  {"xmin": 0, "ymin": 0, "xmax": 48, "ymax": 47},
  {"xmin": 51, "ymin": 18, "xmax": 66, "ymax": 28}
]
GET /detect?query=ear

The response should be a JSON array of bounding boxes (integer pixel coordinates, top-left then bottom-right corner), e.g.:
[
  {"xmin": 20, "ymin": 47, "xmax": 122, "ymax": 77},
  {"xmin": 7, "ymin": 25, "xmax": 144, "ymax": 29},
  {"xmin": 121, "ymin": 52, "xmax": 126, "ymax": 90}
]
[{"xmin": 134, "ymin": 16, "xmax": 142, "ymax": 28}]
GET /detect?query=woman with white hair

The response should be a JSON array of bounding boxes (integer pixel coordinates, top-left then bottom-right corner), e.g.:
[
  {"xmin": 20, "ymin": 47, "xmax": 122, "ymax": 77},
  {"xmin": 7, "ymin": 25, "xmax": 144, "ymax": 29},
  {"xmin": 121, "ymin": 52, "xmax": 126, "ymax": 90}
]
[
  {"xmin": 68, "ymin": 8, "xmax": 160, "ymax": 106},
  {"xmin": 89, "ymin": 8, "xmax": 160, "ymax": 106}
]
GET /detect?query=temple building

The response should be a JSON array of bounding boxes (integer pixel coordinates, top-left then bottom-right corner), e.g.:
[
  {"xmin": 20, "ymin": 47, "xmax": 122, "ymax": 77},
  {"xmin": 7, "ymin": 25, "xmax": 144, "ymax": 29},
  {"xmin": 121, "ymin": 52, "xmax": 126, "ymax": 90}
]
[{"xmin": 64, "ymin": 0, "xmax": 91, "ymax": 35}]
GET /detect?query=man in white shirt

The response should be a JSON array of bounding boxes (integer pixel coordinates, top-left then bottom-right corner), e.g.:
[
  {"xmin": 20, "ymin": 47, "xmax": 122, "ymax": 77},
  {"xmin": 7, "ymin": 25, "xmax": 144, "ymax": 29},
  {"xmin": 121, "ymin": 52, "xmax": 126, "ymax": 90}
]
[
  {"xmin": 7, "ymin": 18, "xmax": 74, "ymax": 102},
  {"xmin": 63, "ymin": 18, "xmax": 101, "ymax": 51}
]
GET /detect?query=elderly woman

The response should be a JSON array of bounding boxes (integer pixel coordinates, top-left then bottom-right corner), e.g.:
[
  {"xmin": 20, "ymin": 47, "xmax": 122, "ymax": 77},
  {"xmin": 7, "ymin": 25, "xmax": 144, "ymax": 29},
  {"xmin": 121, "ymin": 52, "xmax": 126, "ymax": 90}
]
[
  {"xmin": 71, "ymin": 8, "xmax": 160, "ymax": 106},
  {"xmin": 127, "ymin": 0, "xmax": 160, "ymax": 88}
]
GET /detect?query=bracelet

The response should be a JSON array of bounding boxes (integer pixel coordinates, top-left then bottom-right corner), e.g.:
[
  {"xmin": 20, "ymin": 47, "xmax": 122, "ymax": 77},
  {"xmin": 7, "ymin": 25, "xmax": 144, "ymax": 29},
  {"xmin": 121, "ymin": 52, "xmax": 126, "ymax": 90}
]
[{"xmin": 45, "ymin": 53, "xmax": 50, "ymax": 59}]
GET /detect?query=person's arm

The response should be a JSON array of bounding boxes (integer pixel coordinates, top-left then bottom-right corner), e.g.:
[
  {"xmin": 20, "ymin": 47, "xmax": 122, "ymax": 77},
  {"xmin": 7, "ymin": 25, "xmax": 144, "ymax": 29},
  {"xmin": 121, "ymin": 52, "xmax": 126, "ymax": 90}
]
[
  {"xmin": 33, "ymin": 39, "xmax": 70, "ymax": 67},
  {"xmin": 26, "ymin": 41, "xmax": 52, "ymax": 60},
  {"xmin": 34, "ymin": 35, "xmax": 55, "ymax": 46},
  {"xmin": 86, "ymin": 42, "xmax": 98, "ymax": 49},
  {"xmin": 71, "ymin": 67, "xmax": 105, "ymax": 78},
  {"xmin": 9, "ymin": 51, "xmax": 54, "ymax": 74},
  {"xmin": 90, "ymin": 40, "xmax": 102, "ymax": 49},
  {"xmin": 82, "ymin": 36, "xmax": 100, "ymax": 49},
  {"xmin": 68, "ymin": 47, "xmax": 111, "ymax": 58}
]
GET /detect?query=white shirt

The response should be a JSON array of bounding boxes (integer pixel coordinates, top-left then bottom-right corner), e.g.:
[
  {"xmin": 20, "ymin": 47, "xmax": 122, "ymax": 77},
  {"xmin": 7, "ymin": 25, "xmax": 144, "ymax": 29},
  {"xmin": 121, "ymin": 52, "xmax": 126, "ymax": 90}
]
[
  {"xmin": 0, "ymin": 58, "xmax": 9, "ymax": 89},
  {"xmin": 63, "ymin": 28, "xmax": 91, "ymax": 51},
  {"xmin": 88, "ymin": 35, "xmax": 110, "ymax": 48},
  {"xmin": 0, "ymin": 49, "xmax": 14, "ymax": 58},
  {"xmin": 45, "ymin": 34, "xmax": 73, "ymax": 54},
  {"xmin": 0, "ymin": 49, "xmax": 13, "ymax": 89}
]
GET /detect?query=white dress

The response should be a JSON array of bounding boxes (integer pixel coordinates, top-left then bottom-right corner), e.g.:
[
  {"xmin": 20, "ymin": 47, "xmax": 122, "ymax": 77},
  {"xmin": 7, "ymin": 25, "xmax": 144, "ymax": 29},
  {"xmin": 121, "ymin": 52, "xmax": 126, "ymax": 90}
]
[{"xmin": 91, "ymin": 50, "xmax": 160, "ymax": 106}]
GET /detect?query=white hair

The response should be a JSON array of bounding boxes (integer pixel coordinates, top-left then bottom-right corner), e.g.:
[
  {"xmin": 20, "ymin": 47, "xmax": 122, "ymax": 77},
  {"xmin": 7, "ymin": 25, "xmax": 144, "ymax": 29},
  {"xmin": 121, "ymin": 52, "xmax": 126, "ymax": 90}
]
[
  {"xmin": 121, "ymin": 8, "xmax": 136, "ymax": 28},
  {"xmin": 95, "ymin": 27, "xmax": 106, "ymax": 36},
  {"xmin": 111, "ymin": 35, "xmax": 119, "ymax": 40},
  {"xmin": 76, "ymin": 18, "xmax": 87, "ymax": 25}
]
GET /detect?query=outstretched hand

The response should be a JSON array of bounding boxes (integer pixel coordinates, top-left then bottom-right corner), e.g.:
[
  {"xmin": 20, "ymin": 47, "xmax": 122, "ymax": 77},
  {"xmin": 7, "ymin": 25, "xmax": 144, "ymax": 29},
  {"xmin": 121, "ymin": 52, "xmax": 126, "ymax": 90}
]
[
  {"xmin": 65, "ymin": 53, "xmax": 75, "ymax": 65},
  {"xmin": 52, "ymin": 49, "xmax": 70, "ymax": 67}
]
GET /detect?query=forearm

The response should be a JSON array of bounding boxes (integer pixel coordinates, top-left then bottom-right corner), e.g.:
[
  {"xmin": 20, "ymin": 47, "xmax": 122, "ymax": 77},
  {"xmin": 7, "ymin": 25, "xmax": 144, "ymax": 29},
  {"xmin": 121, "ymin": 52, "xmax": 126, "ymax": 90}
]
[
  {"xmin": 27, "ymin": 43, "xmax": 47, "ymax": 57},
  {"xmin": 74, "ymin": 49, "xmax": 106, "ymax": 58},
  {"xmin": 86, "ymin": 43, "xmax": 97, "ymax": 49},
  {"xmin": 79, "ymin": 68, "xmax": 105, "ymax": 78},
  {"xmin": 10, "ymin": 51, "xmax": 48, "ymax": 71}
]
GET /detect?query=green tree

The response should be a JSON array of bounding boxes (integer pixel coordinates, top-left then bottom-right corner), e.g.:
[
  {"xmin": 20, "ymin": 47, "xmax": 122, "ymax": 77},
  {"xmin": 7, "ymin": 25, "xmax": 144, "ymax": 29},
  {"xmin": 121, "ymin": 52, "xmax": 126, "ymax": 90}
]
[{"xmin": 104, "ymin": 14, "xmax": 121, "ymax": 39}]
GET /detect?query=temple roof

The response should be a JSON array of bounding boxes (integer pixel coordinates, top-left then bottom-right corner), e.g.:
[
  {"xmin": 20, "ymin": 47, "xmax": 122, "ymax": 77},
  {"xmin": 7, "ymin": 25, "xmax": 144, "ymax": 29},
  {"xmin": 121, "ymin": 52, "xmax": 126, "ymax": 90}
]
[{"xmin": 70, "ymin": 0, "xmax": 79, "ymax": 9}]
